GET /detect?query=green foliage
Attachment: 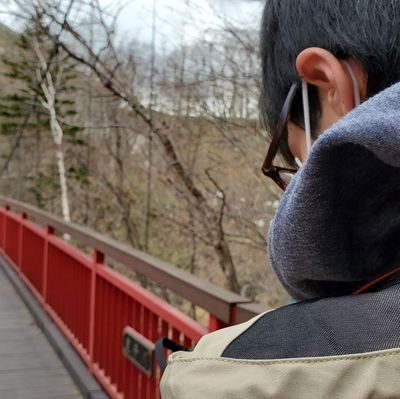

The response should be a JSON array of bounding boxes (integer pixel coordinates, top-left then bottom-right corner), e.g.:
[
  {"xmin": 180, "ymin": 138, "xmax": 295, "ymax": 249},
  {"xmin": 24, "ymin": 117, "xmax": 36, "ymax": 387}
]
[
  {"xmin": 26, "ymin": 171, "xmax": 60, "ymax": 192},
  {"xmin": 27, "ymin": 119, "xmax": 50, "ymax": 129},
  {"xmin": 26, "ymin": 169, "xmax": 60, "ymax": 207},
  {"xmin": 66, "ymin": 126, "xmax": 81, "ymax": 135},
  {"xmin": 0, "ymin": 18, "xmax": 85, "ymax": 207},
  {"xmin": 60, "ymin": 99, "xmax": 75, "ymax": 105},
  {"xmin": 0, "ymin": 20, "xmax": 82, "ymax": 137},
  {"xmin": 67, "ymin": 166, "xmax": 89, "ymax": 185},
  {"xmin": 0, "ymin": 122, "xmax": 18, "ymax": 135},
  {"xmin": 65, "ymin": 126, "xmax": 86, "ymax": 146}
]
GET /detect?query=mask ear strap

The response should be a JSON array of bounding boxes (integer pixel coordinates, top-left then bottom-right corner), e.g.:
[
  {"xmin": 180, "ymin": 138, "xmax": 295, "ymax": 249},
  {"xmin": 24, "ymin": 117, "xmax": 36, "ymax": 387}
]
[
  {"xmin": 343, "ymin": 61, "xmax": 361, "ymax": 106},
  {"xmin": 302, "ymin": 80, "xmax": 312, "ymax": 155}
]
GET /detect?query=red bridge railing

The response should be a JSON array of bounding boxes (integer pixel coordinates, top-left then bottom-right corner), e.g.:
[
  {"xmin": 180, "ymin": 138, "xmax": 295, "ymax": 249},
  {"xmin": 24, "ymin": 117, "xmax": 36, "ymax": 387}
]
[{"xmin": 0, "ymin": 196, "xmax": 267, "ymax": 399}]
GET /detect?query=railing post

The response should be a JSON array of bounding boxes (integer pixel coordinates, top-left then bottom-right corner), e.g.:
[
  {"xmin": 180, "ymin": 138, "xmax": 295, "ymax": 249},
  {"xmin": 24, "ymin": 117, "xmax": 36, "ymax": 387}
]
[
  {"xmin": 208, "ymin": 315, "xmax": 229, "ymax": 332},
  {"xmin": 89, "ymin": 249, "xmax": 104, "ymax": 372},
  {"xmin": 17, "ymin": 212, "xmax": 27, "ymax": 274},
  {"xmin": 0, "ymin": 208, "xmax": 3, "ymax": 251},
  {"xmin": 42, "ymin": 225, "xmax": 54, "ymax": 303},
  {"xmin": 208, "ymin": 304, "xmax": 239, "ymax": 331},
  {"xmin": 0, "ymin": 205, "xmax": 8, "ymax": 252},
  {"xmin": 2, "ymin": 205, "xmax": 9, "ymax": 255}
]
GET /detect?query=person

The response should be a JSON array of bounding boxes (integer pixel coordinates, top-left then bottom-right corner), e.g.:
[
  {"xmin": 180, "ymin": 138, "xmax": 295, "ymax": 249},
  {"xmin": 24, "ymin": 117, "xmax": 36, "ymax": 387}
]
[{"xmin": 160, "ymin": 1, "xmax": 400, "ymax": 398}]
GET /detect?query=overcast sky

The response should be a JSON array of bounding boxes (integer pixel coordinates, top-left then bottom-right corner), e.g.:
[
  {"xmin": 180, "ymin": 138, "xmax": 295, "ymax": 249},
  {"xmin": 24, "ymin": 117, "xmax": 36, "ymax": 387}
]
[
  {"xmin": 0, "ymin": 0, "xmax": 263, "ymax": 53},
  {"xmin": 100, "ymin": 0, "xmax": 263, "ymax": 52}
]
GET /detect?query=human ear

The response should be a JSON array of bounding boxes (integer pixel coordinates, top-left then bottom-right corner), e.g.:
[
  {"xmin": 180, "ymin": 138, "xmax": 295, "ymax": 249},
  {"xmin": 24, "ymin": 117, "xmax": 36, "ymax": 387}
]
[{"xmin": 296, "ymin": 48, "xmax": 358, "ymax": 115}]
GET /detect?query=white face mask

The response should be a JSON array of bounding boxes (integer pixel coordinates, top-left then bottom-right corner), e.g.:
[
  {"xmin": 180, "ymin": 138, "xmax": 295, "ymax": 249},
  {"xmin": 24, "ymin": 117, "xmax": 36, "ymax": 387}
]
[{"xmin": 299, "ymin": 61, "xmax": 361, "ymax": 164}]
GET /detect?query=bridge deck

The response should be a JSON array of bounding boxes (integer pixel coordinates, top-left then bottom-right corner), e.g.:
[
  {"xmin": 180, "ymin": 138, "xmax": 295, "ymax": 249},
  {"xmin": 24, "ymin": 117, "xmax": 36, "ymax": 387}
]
[{"xmin": 0, "ymin": 266, "xmax": 83, "ymax": 399}]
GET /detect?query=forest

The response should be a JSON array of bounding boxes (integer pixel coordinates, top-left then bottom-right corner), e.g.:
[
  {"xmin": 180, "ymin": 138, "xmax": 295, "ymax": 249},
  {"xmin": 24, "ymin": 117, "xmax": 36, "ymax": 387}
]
[{"xmin": 0, "ymin": 0, "xmax": 288, "ymax": 310}]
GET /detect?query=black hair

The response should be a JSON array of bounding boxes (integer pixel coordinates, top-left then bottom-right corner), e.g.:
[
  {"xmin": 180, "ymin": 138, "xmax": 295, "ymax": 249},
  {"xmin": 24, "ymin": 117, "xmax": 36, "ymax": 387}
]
[{"xmin": 260, "ymin": 0, "xmax": 400, "ymax": 164}]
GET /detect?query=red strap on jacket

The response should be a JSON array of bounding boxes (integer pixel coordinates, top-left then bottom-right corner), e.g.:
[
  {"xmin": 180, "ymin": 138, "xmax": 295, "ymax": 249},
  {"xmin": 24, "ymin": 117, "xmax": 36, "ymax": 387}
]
[{"xmin": 353, "ymin": 266, "xmax": 400, "ymax": 295}]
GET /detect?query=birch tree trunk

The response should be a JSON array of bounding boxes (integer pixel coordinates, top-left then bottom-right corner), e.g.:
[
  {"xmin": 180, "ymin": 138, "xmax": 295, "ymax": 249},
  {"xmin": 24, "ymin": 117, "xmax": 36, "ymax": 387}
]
[
  {"xmin": 33, "ymin": 39, "xmax": 71, "ymax": 223},
  {"xmin": 50, "ymin": 109, "xmax": 71, "ymax": 223}
]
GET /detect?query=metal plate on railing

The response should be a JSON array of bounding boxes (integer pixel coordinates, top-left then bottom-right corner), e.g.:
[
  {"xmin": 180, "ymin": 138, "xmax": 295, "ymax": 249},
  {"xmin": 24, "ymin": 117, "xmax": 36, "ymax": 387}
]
[{"xmin": 123, "ymin": 327, "xmax": 155, "ymax": 377}]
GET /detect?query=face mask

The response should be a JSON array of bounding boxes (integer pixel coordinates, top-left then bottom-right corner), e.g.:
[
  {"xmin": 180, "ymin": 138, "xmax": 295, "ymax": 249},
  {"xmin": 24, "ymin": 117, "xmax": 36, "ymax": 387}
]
[{"xmin": 300, "ymin": 61, "xmax": 361, "ymax": 161}]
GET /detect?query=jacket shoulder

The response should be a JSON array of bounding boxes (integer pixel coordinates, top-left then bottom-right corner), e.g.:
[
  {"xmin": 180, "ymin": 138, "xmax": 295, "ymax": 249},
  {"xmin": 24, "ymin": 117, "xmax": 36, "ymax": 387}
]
[
  {"xmin": 161, "ymin": 288, "xmax": 400, "ymax": 398},
  {"xmin": 191, "ymin": 311, "xmax": 269, "ymax": 357},
  {"xmin": 161, "ymin": 346, "xmax": 400, "ymax": 399}
]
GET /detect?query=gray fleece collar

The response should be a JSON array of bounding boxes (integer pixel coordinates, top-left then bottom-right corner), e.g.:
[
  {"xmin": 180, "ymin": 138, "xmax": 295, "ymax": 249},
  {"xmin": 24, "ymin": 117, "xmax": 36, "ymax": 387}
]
[{"xmin": 269, "ymin": 82, "xmax": 400, "ymax": 301}]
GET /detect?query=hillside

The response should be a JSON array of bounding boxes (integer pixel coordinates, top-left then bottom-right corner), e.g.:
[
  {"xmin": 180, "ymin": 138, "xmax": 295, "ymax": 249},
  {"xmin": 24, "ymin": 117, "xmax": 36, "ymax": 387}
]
[
  {"xmin": 0, "ymin": 22, "xmax": 16, "ymax": 40},
  {"xmin": 0, "ymin": 23, "xmax": 21, "ymax": 93}
]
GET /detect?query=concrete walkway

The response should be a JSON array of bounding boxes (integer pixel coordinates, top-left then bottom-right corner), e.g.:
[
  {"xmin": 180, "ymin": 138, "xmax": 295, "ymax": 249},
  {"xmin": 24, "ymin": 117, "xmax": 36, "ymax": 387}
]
[{"xmin": 0, "ymin": 266, "xmax": 83, "ymax": 399}]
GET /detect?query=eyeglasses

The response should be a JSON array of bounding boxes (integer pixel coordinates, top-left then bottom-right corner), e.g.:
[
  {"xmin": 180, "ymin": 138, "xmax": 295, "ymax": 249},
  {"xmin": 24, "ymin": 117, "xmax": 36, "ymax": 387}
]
[
  {"xmin": 261, "ymin": 82, "xmax": 300, "ymax": 190},
  {"xmin": 262, "ymin": 62, "xmax": 361, "ymax": 191}
]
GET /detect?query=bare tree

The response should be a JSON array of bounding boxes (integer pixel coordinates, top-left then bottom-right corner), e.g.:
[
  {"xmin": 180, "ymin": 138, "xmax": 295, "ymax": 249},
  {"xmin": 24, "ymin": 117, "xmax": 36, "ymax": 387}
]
[{"xmin": 32, "ymin": 0, "xmax": 243, "ymax": 292}]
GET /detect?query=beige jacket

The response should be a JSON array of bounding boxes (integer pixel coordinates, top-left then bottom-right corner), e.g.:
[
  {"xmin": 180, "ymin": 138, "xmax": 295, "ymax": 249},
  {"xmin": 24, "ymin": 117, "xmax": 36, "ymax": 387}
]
[{"xmin": 160, "ymin": 313, "xmax": 400, "ymax": 399}]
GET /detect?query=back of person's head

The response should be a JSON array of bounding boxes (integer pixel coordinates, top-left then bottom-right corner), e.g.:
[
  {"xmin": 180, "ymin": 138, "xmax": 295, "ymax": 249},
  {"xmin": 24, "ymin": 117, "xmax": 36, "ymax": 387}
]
[
  {"xmin": 261, "ymin": 0, "xmax": 400, "ymax": 300},
  {"xmin": 260, "ymin": 0, "xmax": 400, "ymax": 163}
]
